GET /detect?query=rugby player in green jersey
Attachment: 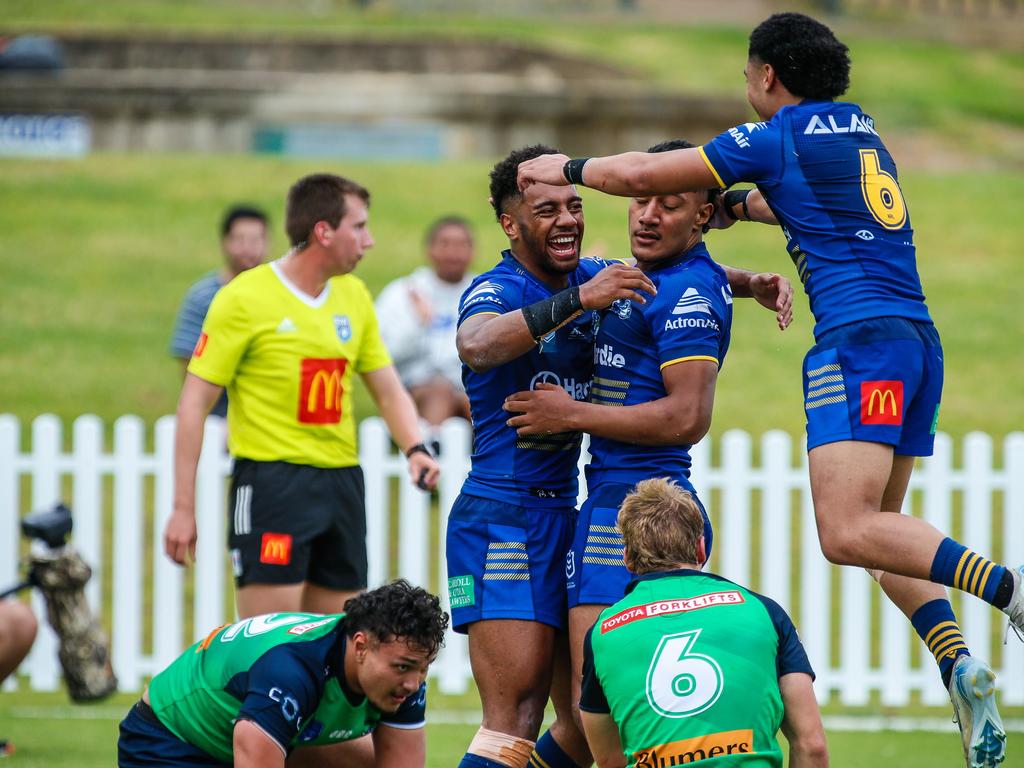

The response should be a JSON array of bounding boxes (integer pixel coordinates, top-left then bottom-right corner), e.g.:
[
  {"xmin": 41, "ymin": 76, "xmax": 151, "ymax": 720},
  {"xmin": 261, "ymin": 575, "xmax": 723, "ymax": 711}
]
[
  {"xmin": 579, "ymin": 479, "xmax": 827, "ymax": 768},
  {"xmin": 117, "ymin": 580, "xmax": 447, "ymax": 768}
]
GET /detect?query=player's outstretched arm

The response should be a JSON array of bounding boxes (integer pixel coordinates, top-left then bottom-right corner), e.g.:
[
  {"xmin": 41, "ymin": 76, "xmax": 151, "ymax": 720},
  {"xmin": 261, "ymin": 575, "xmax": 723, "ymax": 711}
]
[
  {"xmin": 779, "ymin": 673, "xmax": 829, "ymax": 768},
  {"xmin": 457, "ymin": 264, "xmax": 655, "ymax": 373},
  {"xmin": 721, "ymin": 267, "xmax": 793, "ymax": 331},
  {"xmin": 517, "ymin": 149, "xmax": 719, "ymax": 198},
  {"xmin": 579, "ymin": 712, "xmax": 626, "ymax": 768},
  {"xmin": 165, "ymin": 372, "xmax": 223, "ymax": 566},
  {"xmin": 361, "ymin": 366, "xmax": 440, "ymax": 491},
  {"xmin": 505, "ymin": 360, "xmax": 717, "ymax": 446},
  {"xmin": 233, "ymin": 719, "xmax": 286, "ymax": 768},
  {"xmin": 371, "ymin": 724, "xmax": 425, "ymax": 768}
]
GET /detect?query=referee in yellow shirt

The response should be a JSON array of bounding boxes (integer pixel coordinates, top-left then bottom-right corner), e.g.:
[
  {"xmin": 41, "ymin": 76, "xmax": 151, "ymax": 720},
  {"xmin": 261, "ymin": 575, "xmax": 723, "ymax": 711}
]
[{"xmin": 164, "ymin": 173, "xmax": 440, "ymax": 619}]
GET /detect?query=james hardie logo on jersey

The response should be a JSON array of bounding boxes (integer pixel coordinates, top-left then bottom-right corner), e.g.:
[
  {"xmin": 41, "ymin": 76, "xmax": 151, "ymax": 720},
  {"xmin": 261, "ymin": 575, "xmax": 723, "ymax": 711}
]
[
  {"xmin": 672, "ymin": 288, "xmax": 712, "ymax": 315},
  {"xmin": 860, "ymin": 380, "xmax": 903, "ymax": 425},
  {"xmin": 298, "ymin": 358, "xmax": 348, "ymax": 424}
]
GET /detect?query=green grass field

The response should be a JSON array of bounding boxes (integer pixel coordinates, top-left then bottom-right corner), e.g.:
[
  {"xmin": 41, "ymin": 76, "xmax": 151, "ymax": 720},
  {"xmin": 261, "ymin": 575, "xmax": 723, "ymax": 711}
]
[{"xmin": 0, "ymin": 688, "xmax": 975, "ymax": 767}]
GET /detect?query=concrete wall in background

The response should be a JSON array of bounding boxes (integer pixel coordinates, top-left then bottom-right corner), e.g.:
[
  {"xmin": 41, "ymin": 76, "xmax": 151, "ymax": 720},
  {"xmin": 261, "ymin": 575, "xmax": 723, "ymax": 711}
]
[{"xmin": 0, "ymin": 34, "xmax": 749, "ymax": 158}]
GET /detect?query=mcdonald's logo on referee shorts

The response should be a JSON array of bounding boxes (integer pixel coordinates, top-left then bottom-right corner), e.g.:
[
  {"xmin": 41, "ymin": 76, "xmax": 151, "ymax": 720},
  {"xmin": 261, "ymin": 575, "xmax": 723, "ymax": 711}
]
[
  {"xmin": 860, "ymin": 380, "xmax": 903, "ymax": 426},
  {"xmin": 298, "ymin": 358, "xmax": 348, "ymax": 424},
  {"xmin": 260, "ymin": 533, "xmax": 292, "ymax": 565}
]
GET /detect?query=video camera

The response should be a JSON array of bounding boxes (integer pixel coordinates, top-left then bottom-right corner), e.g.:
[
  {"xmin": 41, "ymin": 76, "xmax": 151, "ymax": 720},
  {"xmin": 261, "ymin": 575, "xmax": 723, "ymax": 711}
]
[{"xmin": 2, "ymin": 504, "xmax": 118, "ymax": 702}]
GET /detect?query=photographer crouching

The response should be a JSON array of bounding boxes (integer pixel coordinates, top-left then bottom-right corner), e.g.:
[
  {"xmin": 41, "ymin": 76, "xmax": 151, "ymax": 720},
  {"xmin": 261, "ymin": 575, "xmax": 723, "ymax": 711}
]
[{"xmin": 1, "ymin": 504, "xmax": 117, "ymax": 754}]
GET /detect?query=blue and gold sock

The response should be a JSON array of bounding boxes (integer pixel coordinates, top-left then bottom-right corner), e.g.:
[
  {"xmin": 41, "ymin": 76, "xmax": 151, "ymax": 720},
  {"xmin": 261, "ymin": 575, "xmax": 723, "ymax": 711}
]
[
  {"xmin": 929, "ymin": 537, "xmax": 1013, "ymax": 608},
  {"xmin": 459, "ymin": 754, "xmax": 508, "ymax": 768},
  {"xmin": 911, "ymin": 598, "xmax": 969, "ymax": 690},
  {"xmin": 530, "ymin": 730, "xmax": 580, "ymax": 768}
]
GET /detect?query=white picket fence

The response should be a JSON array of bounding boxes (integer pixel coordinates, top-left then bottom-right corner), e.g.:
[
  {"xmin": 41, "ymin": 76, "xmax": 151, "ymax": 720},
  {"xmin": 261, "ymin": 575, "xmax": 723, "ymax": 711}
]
[{"xmin": 1, "ymin": 413, "xmax": 1022, "ymax": 706}]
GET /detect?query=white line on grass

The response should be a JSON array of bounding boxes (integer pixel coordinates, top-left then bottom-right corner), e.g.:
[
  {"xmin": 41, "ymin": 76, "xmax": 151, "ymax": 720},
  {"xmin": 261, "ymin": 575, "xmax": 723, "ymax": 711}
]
[{"xmin": 6, "ymin": 707, "xmax": 1024, "ymax": 733}]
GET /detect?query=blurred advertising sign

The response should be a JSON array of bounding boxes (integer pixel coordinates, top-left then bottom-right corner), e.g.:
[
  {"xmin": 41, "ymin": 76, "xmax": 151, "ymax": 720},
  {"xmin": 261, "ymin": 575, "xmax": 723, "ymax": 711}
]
[
  {"xmin": 0, "ymin": 113, "xmax": 90, "ymax": 157},
  {"xmin": 253, "ymin": 123, "xmax": 443, "ymax": 160}
]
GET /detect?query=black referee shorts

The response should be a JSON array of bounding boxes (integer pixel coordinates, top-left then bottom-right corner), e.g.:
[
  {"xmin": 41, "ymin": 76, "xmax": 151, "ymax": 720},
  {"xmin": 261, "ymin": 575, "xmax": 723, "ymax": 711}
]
[{"xmin": 227, "ymin": 459, "xmax": 367, "ymax": 591}]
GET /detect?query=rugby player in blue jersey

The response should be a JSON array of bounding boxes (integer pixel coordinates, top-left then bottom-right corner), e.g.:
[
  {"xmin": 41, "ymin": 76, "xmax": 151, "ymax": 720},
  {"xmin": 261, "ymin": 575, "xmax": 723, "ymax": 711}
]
[
  {"xmin": 517, "ymin": 13, "xmax": 1020, "ymax": 768},
  {"xmin": 505, "ymin": 138, "xmax": 792, "ymax": 761},
  {"xmin": 450, "ymin": 145, "xmax": 657, "ymax": 768}
]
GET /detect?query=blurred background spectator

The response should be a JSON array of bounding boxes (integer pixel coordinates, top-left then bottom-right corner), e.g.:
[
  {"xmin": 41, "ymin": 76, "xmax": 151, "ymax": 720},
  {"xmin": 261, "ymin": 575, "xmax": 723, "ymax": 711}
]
[
  {"xmin": 168, "ymin": 205, "xmax": 269, "ymax": 418},
  {"xmin": 376, "ymin": 216, "xmax": 475, "ymax": 442}
]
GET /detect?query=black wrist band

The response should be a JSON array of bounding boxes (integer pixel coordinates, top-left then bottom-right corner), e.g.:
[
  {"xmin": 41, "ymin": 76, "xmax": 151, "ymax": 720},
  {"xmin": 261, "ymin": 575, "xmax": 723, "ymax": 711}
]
[
  {"xmin": 521, "ymin": 286, "xmax": 584, "ymax": 341},
  {"xmin": 562, "ymin": 158, "xmax": 590, "ymax": 186},
  {"xmin": 723, "ymin": 189, "xmax": 751, "ymax": 221},
  {"xmin": 405, "ymin": 443, "xmax": 431, "ymax": 459}
]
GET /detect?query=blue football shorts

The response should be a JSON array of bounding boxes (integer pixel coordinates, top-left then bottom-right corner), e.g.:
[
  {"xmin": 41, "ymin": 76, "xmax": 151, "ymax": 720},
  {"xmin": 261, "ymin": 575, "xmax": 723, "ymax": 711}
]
[
  {"xmin": 568, "ymin": 481, "xmax": 713, "ymax": 608},
  {"xmin": 118, "ymin": 701, "xmax": 224, "ymax": 767},
  {"xmin": 802, "ymin": 317, "xmax": 943, "ymax": 456},
  {"xmin": 445, "ymin": 493, "xmax": 575, "ymax": 633}
]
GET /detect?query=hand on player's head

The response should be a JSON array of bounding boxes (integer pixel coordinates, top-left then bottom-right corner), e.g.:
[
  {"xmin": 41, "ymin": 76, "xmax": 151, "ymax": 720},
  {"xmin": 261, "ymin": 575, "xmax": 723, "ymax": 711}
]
[{"xmin": 516, "ymin": 153, "xmax": 572, "ymax": 192}]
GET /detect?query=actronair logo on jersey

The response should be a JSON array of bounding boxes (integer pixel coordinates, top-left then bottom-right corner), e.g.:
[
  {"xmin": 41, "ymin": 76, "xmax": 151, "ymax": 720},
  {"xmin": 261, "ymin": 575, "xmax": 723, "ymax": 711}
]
[
  {"xmin": 634, "ymin": 729, "xmax": 755, "ymax": 768},
  {"xmin": 600, "ymin": 591, "xmax": 745, "ymax": 634},
  {"xmin": 461, "ymin": 280, "xmax": 504, "ymax": 309},
  {"xmin": 664, "ymin": 288, "xmax": 720, "ymax": 332}
]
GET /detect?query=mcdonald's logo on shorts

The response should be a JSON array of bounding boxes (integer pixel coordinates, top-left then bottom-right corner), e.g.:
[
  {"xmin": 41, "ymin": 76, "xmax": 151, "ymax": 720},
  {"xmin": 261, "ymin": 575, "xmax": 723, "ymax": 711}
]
[
  {"xmin": 259, "ymin": 533, "xmax": 292, "ymax": 565},
  {"xmin": 298, "ymin": 357, "xmax": 347, "ymax": 424},
  {"xmin": 860, "ymin": 380, "xmax": 903, "ymax": 426}
]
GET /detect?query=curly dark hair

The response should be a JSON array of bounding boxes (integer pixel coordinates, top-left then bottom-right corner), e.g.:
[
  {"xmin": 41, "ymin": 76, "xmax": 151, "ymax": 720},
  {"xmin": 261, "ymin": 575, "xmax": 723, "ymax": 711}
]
[
  {"xmin": 748, "ymin": 13, "xmax": 850, "ymax": 101},
  {"xmin": 490, "ymin": 144, "xmax": 561, "ymax": 222},
  {"xmin": 344, "ymin": 579, "xmax": 449, "ymax": 656}
]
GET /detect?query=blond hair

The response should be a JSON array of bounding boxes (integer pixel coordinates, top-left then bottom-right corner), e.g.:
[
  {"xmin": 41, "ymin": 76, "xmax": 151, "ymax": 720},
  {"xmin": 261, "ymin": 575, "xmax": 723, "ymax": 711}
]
[{"xmin": 618, "ymin": 477, "xmax": 704, "ymax": 575}]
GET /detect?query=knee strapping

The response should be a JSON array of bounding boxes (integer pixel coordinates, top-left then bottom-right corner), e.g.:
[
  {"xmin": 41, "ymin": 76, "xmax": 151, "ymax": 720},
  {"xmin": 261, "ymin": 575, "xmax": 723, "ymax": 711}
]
[{"xmin": 467, "ymin": 727, "xmax": 536, "ymax": 768}]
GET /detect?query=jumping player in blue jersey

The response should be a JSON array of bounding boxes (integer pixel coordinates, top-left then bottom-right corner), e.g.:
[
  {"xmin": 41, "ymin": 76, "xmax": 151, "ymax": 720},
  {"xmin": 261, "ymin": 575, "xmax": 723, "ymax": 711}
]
[
  {"xmin": 450, "ymin": 144, "xmax": 658, "ymax": 768},
  {"xmin": 517, "ymin": 14, "xmax": 1021, "ymax": 768},
  {"xmin": 504, "ymin": 138, "xmax": 792, "ymax": 758}
]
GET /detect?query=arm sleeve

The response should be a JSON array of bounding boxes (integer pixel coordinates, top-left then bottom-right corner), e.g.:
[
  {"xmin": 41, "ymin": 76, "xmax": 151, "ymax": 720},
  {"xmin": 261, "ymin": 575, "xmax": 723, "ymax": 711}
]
[
  {"xmin": 169, "ymin": 283, "xmax": 213, "ymax": 358},
  {"xmin": 378, "ymin": 682, "xmax": 427, "ymax": 729},
  {"xmin": 186, "ymin": 284, "xmax": 250, "ymax": 387},
  {"xmin": 235, "ymin": 645, "xmax": 325, "ymax": 753},
  {"xmin": 374, "ymin": 278, "xmax": 425, "ymax": 366},
  {"xmin": 754, "ymin": 593, "xmax": 816, "ymax": 680},
  {"xmin": 698, "ymin": 121, "xmax": 783, "ymax": 188},
  {"xmin": 579, "ymin": 624, "xmax": 611, "ymax": 714},
  {"xmin": 457, "ymin": 274, "xmax": 524, "ymax": 325},
  {"xmin": 648, "ymin": 276, "xmax": 727, "ymax": 371},
  {"xmin": 355, "ymin": 281, "xmax": 394, "ymax": 374}
]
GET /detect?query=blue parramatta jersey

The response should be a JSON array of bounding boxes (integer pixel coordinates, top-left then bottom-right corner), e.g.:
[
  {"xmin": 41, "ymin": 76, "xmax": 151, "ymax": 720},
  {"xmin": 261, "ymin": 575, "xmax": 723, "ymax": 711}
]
[
  {"xmin": 459, "ymin": 252, "xmax": 605, "ymax": 507},
  {"xmin": 587, "ymin": 243, "xmax": 732, "ymax": 487},
  {"xmin": 700, "ymin": 100, "xmax": 932, "ymax": 339}
]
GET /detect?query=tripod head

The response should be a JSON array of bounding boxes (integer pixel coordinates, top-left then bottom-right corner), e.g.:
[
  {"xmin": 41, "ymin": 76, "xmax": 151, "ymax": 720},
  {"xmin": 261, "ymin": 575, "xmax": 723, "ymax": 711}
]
[{"xmin": 21, "ymin": 503, "xmax": 73, "ymax": 549}]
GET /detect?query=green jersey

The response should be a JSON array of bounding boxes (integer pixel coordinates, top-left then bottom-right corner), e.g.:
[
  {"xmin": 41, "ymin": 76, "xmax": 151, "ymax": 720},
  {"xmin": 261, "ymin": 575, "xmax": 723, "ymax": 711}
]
[
  {"xmin": 147, "ymin": 613, "xmax": 427, "ymax": 763},
  {"xmin": 581, "ymin": 569, "xmax": 813, "ymax": 767}
]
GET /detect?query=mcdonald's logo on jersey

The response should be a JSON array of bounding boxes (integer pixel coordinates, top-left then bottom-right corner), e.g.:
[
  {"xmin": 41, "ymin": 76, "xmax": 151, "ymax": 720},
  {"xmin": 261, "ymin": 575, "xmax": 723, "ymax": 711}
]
[
  {"xmin": 260, "ymin": 533, "xmax": 292, "ymax": 565},
  {"xmin": 860, "ymin": 380, "xmax": 903, "ymax": 425},
  {"xmin": 298, "ymin": 358, "xmax": 348, "ymax": 424}
]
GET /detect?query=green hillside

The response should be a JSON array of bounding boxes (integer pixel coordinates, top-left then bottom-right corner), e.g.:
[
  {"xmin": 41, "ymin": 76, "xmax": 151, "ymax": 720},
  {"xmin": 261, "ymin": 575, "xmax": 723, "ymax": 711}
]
[{"xmin": 1, "ymin": 154, "xmax": 1021, "ymax": 437}]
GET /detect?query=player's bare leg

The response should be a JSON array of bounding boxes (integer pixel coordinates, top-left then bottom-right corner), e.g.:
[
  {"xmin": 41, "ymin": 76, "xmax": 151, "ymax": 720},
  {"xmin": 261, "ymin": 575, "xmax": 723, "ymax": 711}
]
[
  {"xmin": 569, "ymin": 605, "xmax": 605, "ymax": 726},
  {"xmin": 0, "ymin": 600, "xmax": 37, "ymax": 681},
  {"xmin": 235, "ymin": 582, "xmax": 306, "ymax": 617},
  {"xmin": 301, "ymin": 583, "xmax": 362, "ymax": 615},
  {"xmin": 814, "ymin": 445, "xmax": 1005, "ymax": 767},
  {"xmin": 544, "ymin": 630, "xmax": 592, "ymax": 766},
  {"xmin": 462, "ymin": 619, "xmax": 554, "ymax": 767}
]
